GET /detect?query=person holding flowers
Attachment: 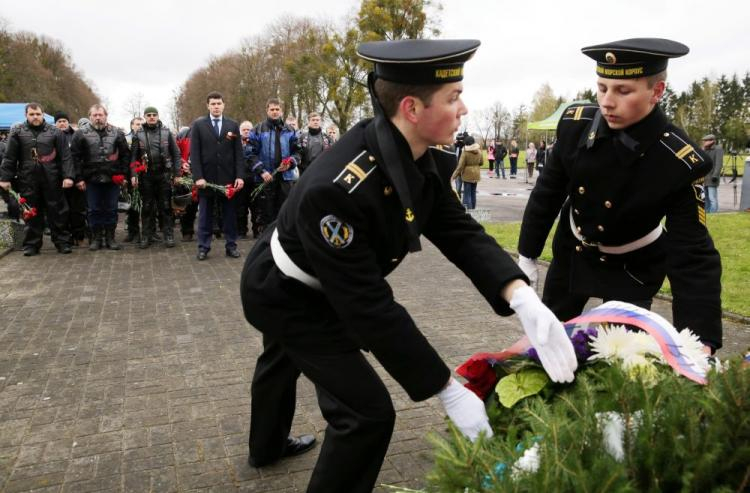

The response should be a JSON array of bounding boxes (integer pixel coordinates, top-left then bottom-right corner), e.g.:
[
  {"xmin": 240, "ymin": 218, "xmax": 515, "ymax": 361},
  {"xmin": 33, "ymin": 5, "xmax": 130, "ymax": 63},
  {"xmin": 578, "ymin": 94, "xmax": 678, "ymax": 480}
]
[
  {"xmin": 129, "ymin": 106, "xmax": 182, "ymax": 249},
  {"xmin": 189, "ymin": 91, "xmax": 245, "ymax": 260},
  {"xmin": 70, "ymin": 103, "xmax": 131, "ymax": 251},
  {"xmin": 0, "ymin": 102, "xmax": 75, "ymax": 256},
  {"xmin": 247, "ymin": 98, "xmax": 301, "ymax": 236}
]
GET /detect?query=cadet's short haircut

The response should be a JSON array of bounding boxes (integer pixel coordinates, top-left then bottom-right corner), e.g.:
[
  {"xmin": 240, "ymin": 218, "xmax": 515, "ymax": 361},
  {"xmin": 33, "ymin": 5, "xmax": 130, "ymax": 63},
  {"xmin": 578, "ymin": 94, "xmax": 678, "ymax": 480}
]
[
  {"xmin": 25, "ymin": 102, "xmax": 43, "ymax": 114},
  {"xmin": 307, "ymin": 112, "xmax": 320, "ymax": 120},
  {"xmin": 645, "ymin": 70, "xmax": 667, "ymax": 89},
  {"xmin": 89, "ymin": 104, "xmax": 108, "ymax": 116},
  {"xmin": 266, "ymin": 98, "xmax": 283, "ymax": 109},
  {"xmin": 373, "ymin": 79, "xmax": 440, "ymax": 118},
  {"xmin": 206, "ymin": 91, "xmax": 223, "ymax": 103},
  {"xmin": 130, "ymin": 117, "xmax": 144, "ymax": 127}
]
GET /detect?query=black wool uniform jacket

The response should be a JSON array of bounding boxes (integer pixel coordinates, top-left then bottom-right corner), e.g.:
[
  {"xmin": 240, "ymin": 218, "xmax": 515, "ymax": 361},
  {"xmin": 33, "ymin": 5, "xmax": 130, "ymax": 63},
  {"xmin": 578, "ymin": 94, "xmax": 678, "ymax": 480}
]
[
  {"xmin": 518, "ymin": 103, "xmax": 722, "ymax": 349},
  {"xmin": 189, "ymin": 115, "xmax": 245, "ymax": 192},
  {"xmin": 241, "ymin": 118, "xmax": 527, "ymax": 401}
]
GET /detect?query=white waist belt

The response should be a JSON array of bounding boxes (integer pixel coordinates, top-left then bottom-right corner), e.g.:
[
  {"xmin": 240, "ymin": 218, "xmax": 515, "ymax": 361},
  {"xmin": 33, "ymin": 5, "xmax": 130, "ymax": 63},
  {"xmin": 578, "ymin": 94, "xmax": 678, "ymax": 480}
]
[
  {"xmin": 270, "ymin": 228, "xmax": 322, "ymax": 290},
  {"xmin": 569, "ymin": 210, "xmax": 662, "ymax": 255}
]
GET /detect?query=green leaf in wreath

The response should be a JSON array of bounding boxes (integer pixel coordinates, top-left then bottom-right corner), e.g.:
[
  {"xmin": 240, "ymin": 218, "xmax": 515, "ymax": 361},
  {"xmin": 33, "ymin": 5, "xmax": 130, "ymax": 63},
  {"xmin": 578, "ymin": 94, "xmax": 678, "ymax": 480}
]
[{"xmin": 496, "ymin": 368, "xmax": 550, "ymax": 408}]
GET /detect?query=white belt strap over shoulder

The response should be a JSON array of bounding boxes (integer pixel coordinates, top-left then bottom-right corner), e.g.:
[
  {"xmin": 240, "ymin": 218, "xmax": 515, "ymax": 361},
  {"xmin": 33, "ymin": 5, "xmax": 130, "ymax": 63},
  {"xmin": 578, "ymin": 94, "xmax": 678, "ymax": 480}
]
[
  {"xmin": 270, "ymin": 228, "xmax": 322, "ymax": 290},
  {"xmin": 569, "ymin": 210, "xmax": 662, "ymax": 255}
]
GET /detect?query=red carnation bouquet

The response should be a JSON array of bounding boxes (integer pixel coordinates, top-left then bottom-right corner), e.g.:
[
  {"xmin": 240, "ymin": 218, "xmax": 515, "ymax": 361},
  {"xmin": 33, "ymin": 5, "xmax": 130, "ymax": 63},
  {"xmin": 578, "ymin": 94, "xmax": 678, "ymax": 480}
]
[
  {"xmin": 250, "ymin": 157, "xmax": 292, "ymax": 199},
  {"xmin": 176, "ymin": 176, "xmax": 237, "ymax": 199},
  {"xmin": 7, "ymin": 188, "xmax": 38, "ymax": 222}
]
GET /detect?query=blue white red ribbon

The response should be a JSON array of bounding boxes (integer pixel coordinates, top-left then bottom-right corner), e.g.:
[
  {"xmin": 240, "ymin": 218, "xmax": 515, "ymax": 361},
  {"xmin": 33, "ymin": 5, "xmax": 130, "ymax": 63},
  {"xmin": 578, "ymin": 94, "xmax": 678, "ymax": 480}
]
[{"xmin": 565, "ymin": 301, "xmax": 707, "ymax": 384}]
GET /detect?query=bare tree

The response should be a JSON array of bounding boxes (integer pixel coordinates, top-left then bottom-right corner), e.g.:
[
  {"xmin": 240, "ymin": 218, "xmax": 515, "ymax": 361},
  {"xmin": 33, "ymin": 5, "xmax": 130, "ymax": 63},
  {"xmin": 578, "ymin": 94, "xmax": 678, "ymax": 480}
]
[{"xmin": 123, "ymin": 92, "xmax": 145, "ymax": 119}]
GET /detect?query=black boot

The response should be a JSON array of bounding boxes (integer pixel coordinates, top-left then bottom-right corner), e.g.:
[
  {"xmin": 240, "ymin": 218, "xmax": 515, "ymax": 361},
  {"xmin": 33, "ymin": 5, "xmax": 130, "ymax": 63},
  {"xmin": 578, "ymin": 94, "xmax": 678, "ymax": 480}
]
[
  {"xmin": 104, "ymin": 227, "xmax": 121, "ymax": 250},
  {"xmin": 124, "ymin": 229, "xmax": 139, "ymax": 243},
  {"xmin": 164, "ymin": 229, "xmax": 175, "ymax": 248},
  {"xmin": 138, "ymin": 235, "xmax": 151, "ymax": 249},
  {"xmin": 89, "ymin": 228, "xmax": 103, "ymax": 251}
]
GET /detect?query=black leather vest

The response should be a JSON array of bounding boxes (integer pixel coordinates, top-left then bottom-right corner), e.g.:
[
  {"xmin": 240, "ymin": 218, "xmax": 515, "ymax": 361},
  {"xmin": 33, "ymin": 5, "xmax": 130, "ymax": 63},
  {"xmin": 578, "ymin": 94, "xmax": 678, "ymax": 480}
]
[
  {"xmin": 14, "ymin": 123, "xmax": 58, "ymax": 167},
  {"xmin": 135, "ymin": 125, "xmax": 172, "ymax": 169},
  {"xmin": 81, "ymin": 125, "xmax": 119, "ymax": 163}
]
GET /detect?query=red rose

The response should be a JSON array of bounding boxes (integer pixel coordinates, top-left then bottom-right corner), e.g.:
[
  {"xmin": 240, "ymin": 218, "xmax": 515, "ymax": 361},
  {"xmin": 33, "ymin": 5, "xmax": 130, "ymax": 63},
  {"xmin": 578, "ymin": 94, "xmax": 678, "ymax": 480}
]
[
  {"xmin": 130, "ymin": 161, "xmax": 141, "ymax": 170},
  {"xmin": 191, "ymin": 186, "xmax": 198, "ymax": 202},
  {"xmin": 225, "ymin": 184, "xmax": 236, "ymax": 199},
  {"xmin": 19, "ymin": 197, "xmax": 27, "ymax": 205},
  {"xmin": 112, "ymin": 175, "xmax": 125, "ymax": 185},
  {"xmin": 456, "ymin": 358, "xmax": 498, "ymax": 400}
]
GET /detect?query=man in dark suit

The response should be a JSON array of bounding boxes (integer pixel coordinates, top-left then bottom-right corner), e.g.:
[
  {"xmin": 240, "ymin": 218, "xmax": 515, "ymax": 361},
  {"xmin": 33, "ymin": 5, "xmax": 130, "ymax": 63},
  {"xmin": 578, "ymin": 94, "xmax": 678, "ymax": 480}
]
[{"xmin": 190, "ymin": 91, "xmax": 246, "ymax": 260}]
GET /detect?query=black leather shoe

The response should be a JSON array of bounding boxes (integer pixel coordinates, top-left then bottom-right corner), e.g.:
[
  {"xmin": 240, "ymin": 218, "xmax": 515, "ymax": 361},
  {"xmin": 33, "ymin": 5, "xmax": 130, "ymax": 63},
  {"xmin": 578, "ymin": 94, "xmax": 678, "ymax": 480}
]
[
  {"xmin": 248, "ymin": 435, "xmax": 316, "ymax": 468},
  {"xmin": 138, "ymin": 238, "xmax": 151, "ymax": 249},
  {"xmin": 57, "ymin": 244, "xmax": 72, "ymax": 254},
  {"xmin": 197, "ymin": 250, "xmax": 208, "ymax": 261},
  {"xmin": 23, "ymin": 247, "xmax": 39, "ymax": 257},
  {"xmin": 282, "ymin": 434, "xmax": 316, "ymax": 458},
  {"xmin": 225, "ymin": 248, "xmax": 241, "ymax": 258}
]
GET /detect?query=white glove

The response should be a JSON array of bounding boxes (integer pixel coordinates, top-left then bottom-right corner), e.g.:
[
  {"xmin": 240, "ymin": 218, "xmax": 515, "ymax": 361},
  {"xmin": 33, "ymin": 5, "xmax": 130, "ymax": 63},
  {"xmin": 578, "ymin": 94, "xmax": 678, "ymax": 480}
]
[
  {"xmin": 518, "ymin": 255, "xmax": 539, "ymax": 290},
  {"xmin": 437, "ymin": 378, "xmax": 493, "ymax": 441},
  {"xmin": 510, "ymin": 285, "xmax": 577, "ymax": 383}
]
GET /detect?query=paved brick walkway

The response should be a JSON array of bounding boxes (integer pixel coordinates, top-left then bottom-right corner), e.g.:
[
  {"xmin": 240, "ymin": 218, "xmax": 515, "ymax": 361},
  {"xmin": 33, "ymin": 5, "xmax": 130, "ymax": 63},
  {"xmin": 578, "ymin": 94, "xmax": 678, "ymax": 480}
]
[{"xmin": 0, "ymin": 232, "xmax": 748, "ymax": 492}]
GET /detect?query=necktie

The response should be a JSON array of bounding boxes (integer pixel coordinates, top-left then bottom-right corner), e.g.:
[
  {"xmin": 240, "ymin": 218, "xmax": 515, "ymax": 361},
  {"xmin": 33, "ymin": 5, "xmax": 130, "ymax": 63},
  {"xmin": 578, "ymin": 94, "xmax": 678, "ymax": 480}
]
[{"xmin": 213, "ymin": 118, "xmax": 220, "ymax": 137}]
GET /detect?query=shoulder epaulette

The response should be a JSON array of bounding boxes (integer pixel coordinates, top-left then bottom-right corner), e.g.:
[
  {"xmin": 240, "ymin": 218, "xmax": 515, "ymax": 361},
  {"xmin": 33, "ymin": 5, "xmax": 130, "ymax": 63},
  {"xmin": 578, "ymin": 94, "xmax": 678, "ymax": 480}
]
[
  {"xmin": 560, "ymin": 104, "xmax": 598, "ymax": 122},
  {"xmin": 658, "ymin": 130, "xmax": 704, "ymax": 171},
  {"xmin": 333, "ymin": 150, "xmax": 378, "ymax": 194}
]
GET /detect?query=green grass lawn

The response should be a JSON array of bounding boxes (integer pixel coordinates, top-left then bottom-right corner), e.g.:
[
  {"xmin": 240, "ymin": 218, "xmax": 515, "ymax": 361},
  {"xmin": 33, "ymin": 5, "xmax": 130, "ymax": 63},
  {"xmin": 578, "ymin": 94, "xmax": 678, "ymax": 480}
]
[
  {"xmin": 480, "ymin": 150, "xmax": 747, "ymax": 176},
  {"xmin": 483, "ymin": 212, "xmax": 750, "ymax": 317}
]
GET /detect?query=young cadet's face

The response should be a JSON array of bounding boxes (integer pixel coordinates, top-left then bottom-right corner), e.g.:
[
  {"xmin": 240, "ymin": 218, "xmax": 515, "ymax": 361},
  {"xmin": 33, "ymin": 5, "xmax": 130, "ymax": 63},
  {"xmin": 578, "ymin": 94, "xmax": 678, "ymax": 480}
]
[
  {"xmin": 416, "ymin": 82, "xmax": 468, "ymax": 146},
  {"xmin": 596, "ymin": 77, "xmax": 660, "ymax": 129}
]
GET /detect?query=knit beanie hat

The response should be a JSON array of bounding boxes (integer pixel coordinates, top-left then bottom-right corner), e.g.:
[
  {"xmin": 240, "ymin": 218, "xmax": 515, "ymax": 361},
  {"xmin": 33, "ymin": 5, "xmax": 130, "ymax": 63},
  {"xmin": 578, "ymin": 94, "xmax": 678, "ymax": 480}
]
[{"xmin": 54, "ymin": 111, "xmax": 70, "ymax": 123}]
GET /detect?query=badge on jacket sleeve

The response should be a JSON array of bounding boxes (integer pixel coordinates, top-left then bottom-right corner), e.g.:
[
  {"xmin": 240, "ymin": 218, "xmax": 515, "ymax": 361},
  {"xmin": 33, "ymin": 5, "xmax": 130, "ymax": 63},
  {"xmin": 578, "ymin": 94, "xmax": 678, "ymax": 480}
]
[{"xmin": 320, "ymin": 215, "xmax": 354, "ymax": 249}]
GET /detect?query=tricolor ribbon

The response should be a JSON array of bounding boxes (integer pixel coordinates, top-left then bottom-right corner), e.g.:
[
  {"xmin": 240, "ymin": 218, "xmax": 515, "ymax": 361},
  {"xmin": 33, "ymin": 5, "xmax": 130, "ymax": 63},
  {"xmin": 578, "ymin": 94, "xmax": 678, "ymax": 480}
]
[{"xmin": 457, "ymin": 301, "xmax": 708, "ymax": 386}]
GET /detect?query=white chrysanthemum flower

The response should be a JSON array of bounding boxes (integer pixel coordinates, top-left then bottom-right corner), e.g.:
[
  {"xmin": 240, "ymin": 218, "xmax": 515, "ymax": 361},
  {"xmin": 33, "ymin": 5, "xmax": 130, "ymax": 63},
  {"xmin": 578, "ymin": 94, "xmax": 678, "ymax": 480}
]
[
  {"xmin": 675, "ymin": 328, "xmax": 711, "ymax": 373},
  {"xmin": 596, "ymin": 411, "xmax": 643, "ymax": 462},
  {"xmin": 511, "ymin": 442, "xmax": 540, "ymax": 477},
  {"xmin": 589, "ymin": 325, "xmax": 662, "ymax": 363},
  {"xmin": 588, "ymin": 325, "xmax": 632, "ymax": 361}
]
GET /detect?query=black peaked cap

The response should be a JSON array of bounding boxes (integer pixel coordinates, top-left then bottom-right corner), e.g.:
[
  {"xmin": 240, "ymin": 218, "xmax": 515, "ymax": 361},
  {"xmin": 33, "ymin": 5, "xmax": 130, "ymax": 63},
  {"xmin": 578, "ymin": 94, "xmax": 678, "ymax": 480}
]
[
  {"xmin": 581, "ymin": 38, "xmax": 689, "ymax": 79},
  {"xmin": 357, "ymin": 39, "xmax": 480, "ymax": 85}
]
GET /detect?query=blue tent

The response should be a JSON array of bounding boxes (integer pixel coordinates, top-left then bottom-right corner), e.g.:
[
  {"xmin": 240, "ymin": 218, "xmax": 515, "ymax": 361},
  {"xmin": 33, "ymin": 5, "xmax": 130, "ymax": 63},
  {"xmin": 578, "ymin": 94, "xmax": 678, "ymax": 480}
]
[{"xmin": 0, "ymin": 103, "xmax": 55, "ymax": 130}]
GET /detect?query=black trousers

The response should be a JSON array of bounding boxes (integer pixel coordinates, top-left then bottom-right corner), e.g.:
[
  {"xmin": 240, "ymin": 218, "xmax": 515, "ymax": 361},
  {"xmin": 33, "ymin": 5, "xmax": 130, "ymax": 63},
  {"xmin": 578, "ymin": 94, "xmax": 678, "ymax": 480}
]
[
  {"xmin": 140, "ymin": 173, "xmax": 173, "ymax": 237},
  {"xmin": 244, "ymin": 247, "xmax": 395, "ymax": 493},
  {"xmin": 64, "ymin": 186, "xmax": 87, "ymax": 241},
  {"xmin": 19, "ymin": 167, "xmax": 70, "ymax": 249},
  {"xmin": 179, "ymin": 201, "xmax": 198, "ymax": 235},
  {"xmin": 235, "ymin": 186, "xmax": 252, "ymax": 236},
  {"xmin": 249, "ymin": 183, "xmax": 273, "ymax": 236}
]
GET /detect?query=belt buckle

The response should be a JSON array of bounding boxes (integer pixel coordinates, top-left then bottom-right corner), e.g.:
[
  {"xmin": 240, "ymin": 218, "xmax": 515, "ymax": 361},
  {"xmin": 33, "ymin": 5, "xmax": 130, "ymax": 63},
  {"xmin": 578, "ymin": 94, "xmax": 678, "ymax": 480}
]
[{"xmin": 581, "ymin": 238, "xmax": 599, "ymax": 249}]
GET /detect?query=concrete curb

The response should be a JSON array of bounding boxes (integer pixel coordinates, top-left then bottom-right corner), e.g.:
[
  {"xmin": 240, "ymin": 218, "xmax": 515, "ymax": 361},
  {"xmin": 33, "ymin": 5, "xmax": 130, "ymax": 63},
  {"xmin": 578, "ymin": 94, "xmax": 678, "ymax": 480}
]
[{"xmin": 0, "ymin": 246, "xmax": 13, "ymax": 259}]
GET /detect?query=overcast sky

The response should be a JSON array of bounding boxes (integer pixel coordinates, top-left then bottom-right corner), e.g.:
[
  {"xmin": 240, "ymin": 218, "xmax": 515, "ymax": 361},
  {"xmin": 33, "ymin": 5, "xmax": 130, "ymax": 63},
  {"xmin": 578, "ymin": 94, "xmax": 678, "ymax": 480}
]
[{"xmin": 3, "ymin": 0, "xmax": 749, "ymax": 129}]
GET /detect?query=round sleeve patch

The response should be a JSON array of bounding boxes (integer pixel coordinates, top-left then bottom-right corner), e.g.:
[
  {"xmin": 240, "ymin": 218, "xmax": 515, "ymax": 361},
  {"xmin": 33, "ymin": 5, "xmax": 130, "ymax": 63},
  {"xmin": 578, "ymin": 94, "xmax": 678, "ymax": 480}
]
[{"xmin": 320, "ymin": 215, "xmax": 354, "ymax": 249}]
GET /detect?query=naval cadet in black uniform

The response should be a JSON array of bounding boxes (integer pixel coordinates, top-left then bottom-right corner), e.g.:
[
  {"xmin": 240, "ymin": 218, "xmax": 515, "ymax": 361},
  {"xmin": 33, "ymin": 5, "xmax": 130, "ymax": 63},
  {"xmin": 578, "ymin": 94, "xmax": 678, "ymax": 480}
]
[
  {"xmin": 240, "ymin": 39, "xmax": 578, "ymax": 493},
  {"xmin": 517, "ymin": 38, "xmax": 722, "ymax": 352}
]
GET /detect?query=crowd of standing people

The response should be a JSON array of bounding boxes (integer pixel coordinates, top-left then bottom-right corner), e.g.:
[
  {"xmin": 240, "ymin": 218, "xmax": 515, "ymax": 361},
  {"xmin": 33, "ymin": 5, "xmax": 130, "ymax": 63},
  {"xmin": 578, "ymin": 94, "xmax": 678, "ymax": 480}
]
[{"xmin": 0, "ymin": 96, "xmax": 339, "ymax": 259}]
